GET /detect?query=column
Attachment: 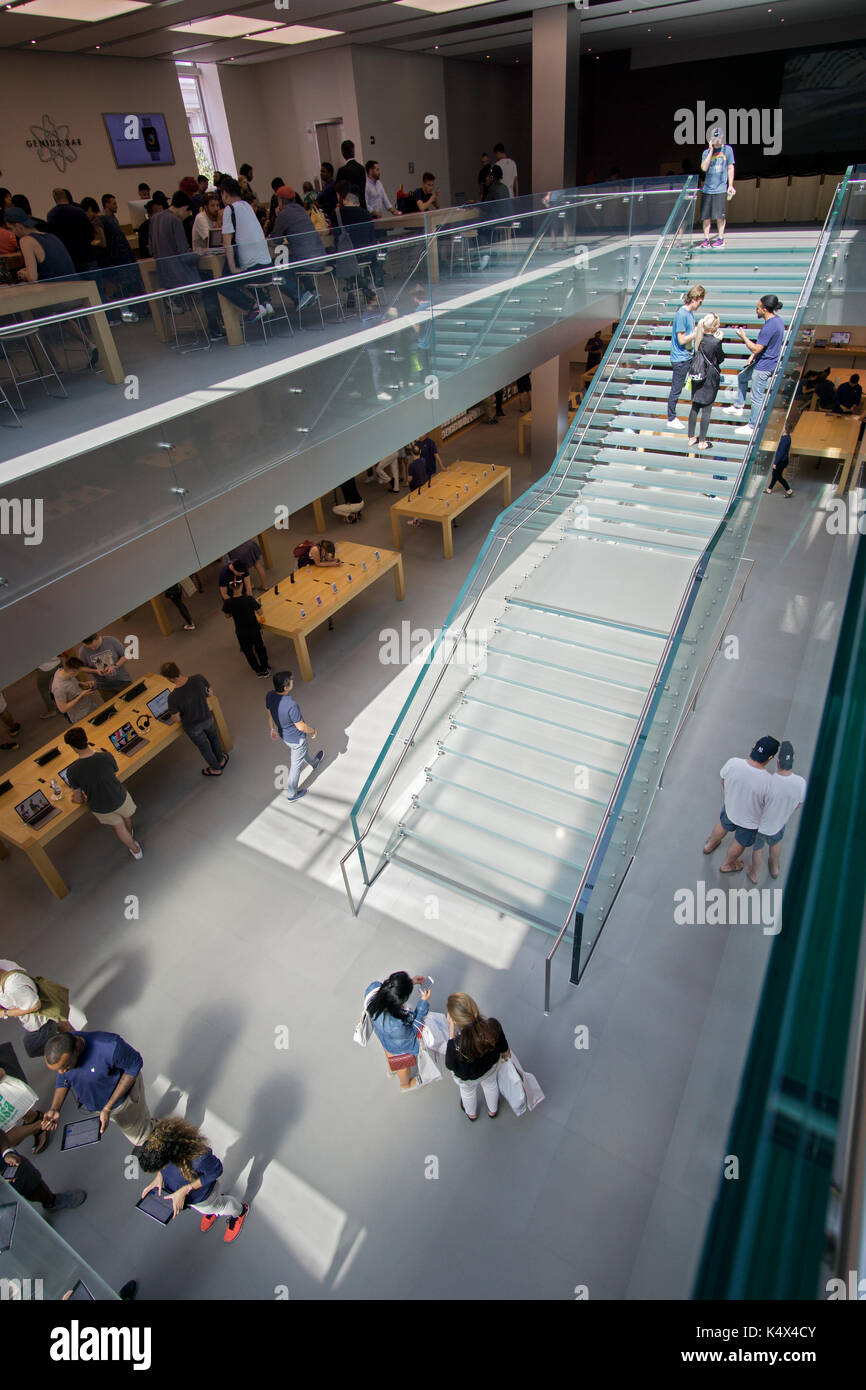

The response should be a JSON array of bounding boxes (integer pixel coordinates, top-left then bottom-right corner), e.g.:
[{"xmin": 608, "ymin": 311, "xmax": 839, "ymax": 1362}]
[
  {"xmin": 530, "ymin": 350, "xmax": 572, "ymax": 473},
  {"xmin": 532, "ymin": 4, "xmax": 581, "ymax": 194}
]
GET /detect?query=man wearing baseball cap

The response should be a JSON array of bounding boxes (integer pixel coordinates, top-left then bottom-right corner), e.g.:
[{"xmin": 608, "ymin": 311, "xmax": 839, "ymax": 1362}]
[
  {"xmin": 747, "ymin": 741, "xmax": 807, "ymax": 883},
  {"xmin": 699, "ymin": 126, "xmax": 735, "ymax": 250},
  {"xmin": 270, "ymin": 186, "xmax": 321, "ymax": 313},
  {"xmin": 703, "ymin": 735, "xmax": 779, "ymax": 873}
]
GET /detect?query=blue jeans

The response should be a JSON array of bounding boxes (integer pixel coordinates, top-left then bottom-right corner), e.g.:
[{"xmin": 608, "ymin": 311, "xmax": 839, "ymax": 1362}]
[
  {"xmin": 736, "ymin": 363, "xmax": 772, "ymax": 427},
  {"xmin": 283, "ymin": 734, "xmax": 317, "ymax": 798},
  {"xmin": 185, "ymin": 716, "xmax": 223, "ymax": 770}
]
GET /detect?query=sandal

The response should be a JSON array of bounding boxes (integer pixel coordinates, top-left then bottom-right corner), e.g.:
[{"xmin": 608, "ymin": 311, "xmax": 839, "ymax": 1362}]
[
  {"xmin": 201, "ymin": 767, "xmax": 222, "ymax": 777},
  {"xmin": 31, "ymin": 1113, "xmax": 51, "ymax": 1155}
]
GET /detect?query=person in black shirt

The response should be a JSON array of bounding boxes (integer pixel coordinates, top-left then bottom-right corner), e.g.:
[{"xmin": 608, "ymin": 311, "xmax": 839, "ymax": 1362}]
[
  {"xmin": 224, "ymin": 593, "xmax": 270, "ymax": 677},
  {"xmin": 46, "ymin": 188, "xmax": 98, "ymax": 271},
  {"xmin": 836, "ymin": 373, "xmax": 862, "ymax": 413},
  {"xmin": 476, "ymin": 153, "xmax": 491, "ymax": 200},
  {"xmin": 445, "ymin": 992, "xmax": 510, "ymax": 1120},
  {"xmin": 811, "ymin": 368, "xmax": 842, "ymax": 413},
  {"xmin": 585, "ymin": 332, "xmax": 604, "ymax": 371},
  {"xmin": 336, "ymin": 139, "xmax": 367, "ymax": 210},
  {"xmin": 335, "ymin": 184, "xmax": 381, "ymax": 301},
  {"xmin": 160, "ymin": 662, "xmax": 227, "ymax": 777},
  {"xmin": 63, "ymin": 726, "xmax": 142, "ymax": 859}
]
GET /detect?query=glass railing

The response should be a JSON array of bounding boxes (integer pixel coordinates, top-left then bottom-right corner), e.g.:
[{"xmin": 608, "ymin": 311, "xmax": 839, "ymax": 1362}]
[
  {"xmin": 558, "ymin": 169, "xmax": 854, "ymax": 990},
  {"xmin": 342, "ymin": 177, "xmax": 699, "ymax": 906},
  {"xmin": 693, "ymin": 524, "xmax": 866, "ymax": 1300},
  {"xmin": 0, "ymin": 180, "xmax": 681, "ymax": 613},
  {"xmin": 0, "ymin": 1174, "xmax": 118, "ymax": 1300}
]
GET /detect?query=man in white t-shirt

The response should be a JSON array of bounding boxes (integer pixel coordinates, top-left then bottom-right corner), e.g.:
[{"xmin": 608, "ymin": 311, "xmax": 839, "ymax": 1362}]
[
  {"xmin": 747, "ymin": 741, "xmax": 806, "ymax": 883},
  {"xmin": 492, "ymin": 143, "xmax": 518, "ymax": 198},
  {"xmin": 703, "ymin": 735, "xmax": 779, "ymax": 873}
]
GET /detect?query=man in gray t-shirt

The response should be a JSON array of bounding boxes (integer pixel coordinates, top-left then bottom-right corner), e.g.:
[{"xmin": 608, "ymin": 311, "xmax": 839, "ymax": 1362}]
[{"xmin": 77, "ymin": 633, "xmax": 132, "ymax": 690}]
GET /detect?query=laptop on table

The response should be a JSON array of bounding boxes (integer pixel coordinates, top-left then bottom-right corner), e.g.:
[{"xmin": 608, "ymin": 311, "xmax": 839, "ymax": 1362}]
[{"xmin": 108, "ymin": 722, "xmax": 146, "ymax": 756}]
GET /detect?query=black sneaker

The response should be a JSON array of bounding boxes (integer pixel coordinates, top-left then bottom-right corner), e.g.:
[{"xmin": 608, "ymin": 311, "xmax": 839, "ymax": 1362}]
[
  {"xmin": 50, "ymin": 1190, "xmax": 87, "ymax": 1211},
  {"xmin": 118, "ymin": 1281, "xmax": 138, "ymax": 1301},
  {"xmin": 313, "ymin": 750, "xmax": 324, "ymax": 768}
]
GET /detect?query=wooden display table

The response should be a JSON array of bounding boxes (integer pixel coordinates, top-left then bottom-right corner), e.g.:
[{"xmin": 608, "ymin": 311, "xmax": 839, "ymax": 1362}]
[
  {"xmin": 390, "ymin": 461, "xmax": 511, "ymax": 559},
  {"xmin": 140, "ymin": 252, "xmax": 251, "ymax": 347},
  {"xmin": 0, "ymin": 674, "xmax": 231, "ymax": 899},
  {"xmin": 257, "ymin": 540, "xmax": 405, "ymax": 682},
  {"xmin": 0, "ymin": 278, "xmax": 124, "ymax": 385},
  {"xmin": 791, "ymin": 411, "xmax": 863, "ymax": 494},
  {"xmin": 518, "ymin": 409, "xmax": 576, "ymax": 455}
]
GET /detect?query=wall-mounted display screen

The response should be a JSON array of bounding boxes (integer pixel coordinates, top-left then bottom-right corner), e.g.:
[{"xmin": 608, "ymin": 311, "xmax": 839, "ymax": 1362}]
[{"xmin": 102, "ymin": 112, "xmax": 175, "ymax": 168}]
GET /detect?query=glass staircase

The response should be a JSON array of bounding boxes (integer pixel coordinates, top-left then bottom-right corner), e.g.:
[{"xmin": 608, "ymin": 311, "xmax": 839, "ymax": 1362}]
[{"xmin": 344, "ymin": 173, "xmax": 852, "ymax": 977}]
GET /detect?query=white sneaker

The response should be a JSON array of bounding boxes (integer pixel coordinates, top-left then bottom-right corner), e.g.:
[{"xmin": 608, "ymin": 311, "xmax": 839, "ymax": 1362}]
[
  {"xmin": 298, "ymin": 291, "xmax": 314, "ymax": 311},
  {"xmin": 666, "ymin": 418, "xmax": 685, "ymax": 429},
  {"xmin": 377, "ymin": 391, "xmax": 393, "ymax": 402},
  {"xmin": 262, "ymin": 302, "xmax": 275, "ymax": 317},
  {"xmin": 478, "ymin": 254, "xmax": 490, "ymax": 270},
  {"xmin": 183, "ymin": 623, "xmax": 196, "ymax": 630},
  {"xmin": 734, "ymin": 423, "xmax": 752, "ymax": 435},
  {"xmin": 723, "ymin": 404, "xmax": 744, "ymax": 416},
  {"xmin": 129, "ymin": 843, "xmax": 143, "ymax": 860}
]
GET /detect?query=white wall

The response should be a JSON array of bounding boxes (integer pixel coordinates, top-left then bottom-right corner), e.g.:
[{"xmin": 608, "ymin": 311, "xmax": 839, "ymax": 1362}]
[
  {"xmin": 352, "ymin": 46, "xmax": 450, "ymax": 206},
  {"xmin": 0, "ymin": 50, "xmax": 197, "ymax": 217}
]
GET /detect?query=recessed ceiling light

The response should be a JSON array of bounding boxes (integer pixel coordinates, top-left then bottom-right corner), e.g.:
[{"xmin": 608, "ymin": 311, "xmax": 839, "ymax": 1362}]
[
  {"xmin": 170, "ymin": 16, "xmax": 273, "ymax": 40},
  {"xmin": 17, "ymin": 0, "xmax": 147, "ymax": 16},
  {"xmin": 395, "ymin": 0, "xmax": 498, "ymax": 11},
  {"xmin": 250, "ymin": 25, "xmax": 344, "ymax": 45}
]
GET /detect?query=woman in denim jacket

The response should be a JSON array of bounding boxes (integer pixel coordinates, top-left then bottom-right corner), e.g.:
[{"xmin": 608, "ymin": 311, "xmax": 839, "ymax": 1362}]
[{"xmin": 364, "ymin": 972, "xmax": 431, "ymax": 1093}]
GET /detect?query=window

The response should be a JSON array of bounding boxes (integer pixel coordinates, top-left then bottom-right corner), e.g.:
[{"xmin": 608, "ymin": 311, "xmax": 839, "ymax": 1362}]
[{"xmin": 176, "ymin": 66, "xmax": 215, "ymax": 180}]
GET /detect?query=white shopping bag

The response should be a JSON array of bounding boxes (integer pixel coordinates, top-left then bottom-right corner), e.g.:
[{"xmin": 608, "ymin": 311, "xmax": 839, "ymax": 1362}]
[
  {"xmin": 497, "ymin": 1057, "xmax": 527, "ymax": 1116},
  {"xmin": 0, "ymin": 1072, "xmax": 38, "ymax": 1130},
  {"xmin": 511, "ymin": 1050, "xmax": 545, "ymax": 1112},
  {"xmin": 421, "ymin": 1011, "xmax": 449, "ymax": 1053},
  {"xmin": 353, "ymin": 989, "xmax": 377, "ymax": 1048},
  {"xmin": 416, "ymin": 1047, "xmax": 442, "ymax": 1086}
]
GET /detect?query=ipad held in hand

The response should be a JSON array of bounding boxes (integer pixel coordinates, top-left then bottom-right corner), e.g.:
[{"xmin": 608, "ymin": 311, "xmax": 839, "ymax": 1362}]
[
  {"xmin": 61, "ymin": 1116, "xmax": 103, "ymax": 1151},
  {"xmin": 136, "ymin": 1190, "xmax": 174, "ymax": 1225}
]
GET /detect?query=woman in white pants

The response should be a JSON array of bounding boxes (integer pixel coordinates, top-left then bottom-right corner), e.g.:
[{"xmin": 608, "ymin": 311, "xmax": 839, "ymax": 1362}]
[
  {"xmin": 139, "ymin": 1117, "xmax": 248, "ymax": 1245},
  {"xmin": 445, "ymin": 993, "xmax": 511, "ymax": 1121}
]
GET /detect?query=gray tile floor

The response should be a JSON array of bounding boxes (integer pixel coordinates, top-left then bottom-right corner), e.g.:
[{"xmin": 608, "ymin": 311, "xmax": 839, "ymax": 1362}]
[{"xmin": 0, "ymin": 401, "xmax": 857, "ymax": 1301}]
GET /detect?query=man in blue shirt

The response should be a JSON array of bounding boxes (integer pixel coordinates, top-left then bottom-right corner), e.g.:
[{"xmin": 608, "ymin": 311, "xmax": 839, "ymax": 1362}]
[
  {"xmin": 667, "ymin": 284, "xmax": 706, "ymax": 427},
  {"xmin": 266, "ymin": 670, "xmax": 324, "ymax": 802},
  {"xmin": 41, "ymin": 1030, "xmax": 154, "ymax": 1146},
  {"xmin": 725, "ymin": 294, "xmax": 786, "ymax": 434},
  {"xmin": 699, "ymin": 127, "xmax": 735, "ymax": 249}
]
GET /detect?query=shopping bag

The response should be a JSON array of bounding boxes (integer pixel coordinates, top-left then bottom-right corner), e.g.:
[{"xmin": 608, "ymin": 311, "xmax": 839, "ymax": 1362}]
[
  {"xmin": 180, "ymin": 576, "xmax": 197, "ymax": 598},
  {"xmin": 416, "ymin": 1047, "xmax": 442, "ymax": 1086},
  {"xmin": 497, "ymin": 1057, "xmax": 527, "ymax": 1116},
  {"xmin": 353, "ymin": 989, "xmax": 377, "ymax": 1048},
  {"xmin": 421, "ymin": 1011, "xmax": 449, "ymax": 1053},
  {"xmin": 0, "ymin": 1072, "xmax": 38, "ymax": 1130},
  {"xmin": 511, "ymin": 1050, "xmax": 545, "ymax": 1112}
]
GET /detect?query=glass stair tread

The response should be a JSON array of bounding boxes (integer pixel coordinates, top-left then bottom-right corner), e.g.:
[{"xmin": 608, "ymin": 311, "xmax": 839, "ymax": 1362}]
[
  {"xmin": 579, "ymin": 480, "xmax": 726, "ymax": 518},
  {"xmin": 485, "ymin": 627, "xmax": 655, "ymax": 691},
  {"xmin": 575, "ymin": 497, "xmax": 718, "ymax": 537},
  {"xmin": 462, "ymin": 677, "xmax": 636, "ymax": 744},
  {"xmin": 596, "ymin": 425, "xmax": 748, "ymax": 453},
  {"xmin": 478, "ymin": 651, "xmax": 647, "ymax": 717},
  {"xmin": 568, "ymin": 520, "xmax": 708, "ymax": 555},
  {"xmin": 592, "ymin": 447, "xmax": 739, "ymax": 475},
  {"xmin": 590, "ymin": 462, "xmax": 734, "ymax": 495},
  {"xmin": 397, "ymin": 802, "xmax": 585, "ymax": 911},
  {"xmin": 388, "ymin": 841, "xmax": 567, "ymax": 934},
  {"xmin": 497, "ymin": 604, "xmax": 665, "ymax": 666},
  {"xmin": 449, "ymin": 707, "xmax": 629, "ymax": 780},
  {"xmin": 428, "ymin": 752, "xmax": 609, "ymax": 835}
]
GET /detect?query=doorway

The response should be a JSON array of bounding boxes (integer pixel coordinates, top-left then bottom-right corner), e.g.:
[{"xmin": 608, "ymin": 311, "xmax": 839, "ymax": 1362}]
[{"xmin": 315, "ymin": 119, "xmax": 344, "ymax": 177}]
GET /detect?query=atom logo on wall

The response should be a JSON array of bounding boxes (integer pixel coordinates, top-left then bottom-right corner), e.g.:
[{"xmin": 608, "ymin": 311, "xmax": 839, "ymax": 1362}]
[{"xmin": 26, "ymin": 115, "xmax": 82, "ymax": 171}]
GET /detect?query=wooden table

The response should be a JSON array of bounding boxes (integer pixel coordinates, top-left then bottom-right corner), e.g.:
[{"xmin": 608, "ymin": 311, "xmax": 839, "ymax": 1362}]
[
  {"xmin": 0, "ymin": 278, "xmax": 124, "ymax": 385},
  {"xmin": 257, "ymin": 541, "xmax": 405, "ymax": 682},
  {"xmin": 790, "ymin": 411, "xmax": 863, "ymax": 494},
  {"xmin": 372, "ymin": 207, "xmax": 478, "ymax": 282},
  {"xmin": 518, "ymin": 409, "xmax": 576, "ymax": 455},
  {"xmin": 140, "ymin": 251, "xmax": 252, "ymax": 348},
  {"xmin": 390, "ymin": 461, "xmax": 511, "ymax": 559},
  {"xmin": 0, "ymin": 674, "xmax": 232, "ymax": 898}
]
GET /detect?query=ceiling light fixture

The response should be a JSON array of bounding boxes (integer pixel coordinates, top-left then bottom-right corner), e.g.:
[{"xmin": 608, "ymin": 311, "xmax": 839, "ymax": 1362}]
[
  {"xmin": 250, "ymin": 25, "xmax": 344, "ymax": 45},
  {"xmin": 394, "ymin": 0, "xmax": 499, "ymax": 12},
  {"xmin": 169, "ymin": 16, "xmax": 272, "ymax": 40},
  {"xmin": 17, "ymin": 0, "xmax": 146, "ymax": 16}
]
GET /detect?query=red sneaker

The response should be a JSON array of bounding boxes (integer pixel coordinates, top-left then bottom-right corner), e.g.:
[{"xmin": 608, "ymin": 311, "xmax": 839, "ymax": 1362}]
[
  {"xmin": 224, "ymin": 1203, "xmax": 249, "ymax": 1243},
  {"xmin": 200, "ymin": 1214, "xmax": 218, "ymax": 1233}
]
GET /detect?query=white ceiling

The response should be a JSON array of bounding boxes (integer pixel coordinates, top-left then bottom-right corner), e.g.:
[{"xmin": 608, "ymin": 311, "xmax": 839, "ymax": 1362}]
[{"xmin": 0, "ymin": 0, "xmax": 864, "ymax": 67}]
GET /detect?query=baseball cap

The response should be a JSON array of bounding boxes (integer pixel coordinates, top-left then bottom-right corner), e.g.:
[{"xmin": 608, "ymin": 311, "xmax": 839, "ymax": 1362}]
[
  {"xmin": 750, "ymin": 735, "xmax": 780, "ymax": 763},
  {"xmin": 778, "ymin": 740, "xmax": 794, "ymax": 771},
  {"xmin": 275, "ymin": 185, "xmax": 296, "ymax": 200},
  {"xmin": 4, "ymin": 206, "xmax": 35, "ymax": 227}
]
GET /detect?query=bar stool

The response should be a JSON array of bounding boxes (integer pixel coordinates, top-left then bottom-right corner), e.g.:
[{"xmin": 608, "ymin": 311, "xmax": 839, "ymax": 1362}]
[
  {"xmin": 299, "ymin": 267, "xmax": 344, "ymax": 328},
  {"xmin": 0, "ymin": 326, "xmax": 68, "ymax": 409},
  {"xmin": 0, "ymin": 378, "xmax": 22, "ymax": 427},
  {"xmin": 448, "ymin": 231, "xmax": 481, "ymax": 275},
  {"xmin": 249, "ymin": 275, "xmax": 295, "ymax": 340},
  {"xmin": 165, "ymin": 293, "xmax": 211, "ymax": 354}
]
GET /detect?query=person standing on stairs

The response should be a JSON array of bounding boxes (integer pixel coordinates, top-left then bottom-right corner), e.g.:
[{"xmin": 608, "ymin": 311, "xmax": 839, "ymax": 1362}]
[
  {"xmin": 698, "ymin": 127, "xmax": 735, "ymax": 250},
  {"xmin": 687, "ymin": 313, "xmax": 725, "ymax": 448},
  {"xmin": 667, "ymin": 285, "xmax": 706, "ymax": 428},
  {"xmin": 727, "ymin": 295, "xmax": 785, "ymax": 437}
]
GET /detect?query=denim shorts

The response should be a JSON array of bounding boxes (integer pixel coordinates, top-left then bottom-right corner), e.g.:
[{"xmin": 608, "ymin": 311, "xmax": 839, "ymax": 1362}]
[
  {"xmin": 720, "ymin": 806, "xmax": 758, "ymax": 847},
  {"xmin": 753, "ymin": 827, "xmax": 785, "ymax": 850}
]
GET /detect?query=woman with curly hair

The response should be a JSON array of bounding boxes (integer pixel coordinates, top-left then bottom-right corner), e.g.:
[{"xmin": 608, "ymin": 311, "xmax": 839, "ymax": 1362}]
[{"xmin": 139, "ymin": 1117, "xmax": 248, "ymax": 1244}]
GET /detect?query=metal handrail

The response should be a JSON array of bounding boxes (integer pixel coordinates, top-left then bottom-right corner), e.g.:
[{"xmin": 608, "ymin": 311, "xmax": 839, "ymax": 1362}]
[
  {"xmin": 541, "ymin": 166, "xmax": 853, "ymax": 1010},
  {"xmin": 338, "ymin": 180, "xmax": 698, "ymax": 914}
]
